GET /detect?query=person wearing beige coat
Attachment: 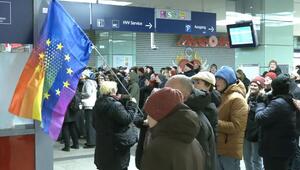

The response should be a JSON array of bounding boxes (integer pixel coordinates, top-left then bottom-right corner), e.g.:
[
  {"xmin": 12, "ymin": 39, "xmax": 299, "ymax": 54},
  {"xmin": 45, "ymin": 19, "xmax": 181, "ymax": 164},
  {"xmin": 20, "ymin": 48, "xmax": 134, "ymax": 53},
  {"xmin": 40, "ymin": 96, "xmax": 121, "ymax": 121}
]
[{"xmin": 215, "ymin": 66, "xmax": 248, "ymax": 170}]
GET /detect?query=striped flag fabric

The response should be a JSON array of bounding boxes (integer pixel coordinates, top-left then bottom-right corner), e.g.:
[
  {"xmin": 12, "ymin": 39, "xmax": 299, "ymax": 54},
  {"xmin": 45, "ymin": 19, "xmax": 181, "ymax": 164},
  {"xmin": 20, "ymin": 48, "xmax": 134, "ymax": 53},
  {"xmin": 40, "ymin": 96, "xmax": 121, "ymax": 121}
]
[{"xmin": 8, "ymin": 0, "xmax": 92, "ymax": 140}]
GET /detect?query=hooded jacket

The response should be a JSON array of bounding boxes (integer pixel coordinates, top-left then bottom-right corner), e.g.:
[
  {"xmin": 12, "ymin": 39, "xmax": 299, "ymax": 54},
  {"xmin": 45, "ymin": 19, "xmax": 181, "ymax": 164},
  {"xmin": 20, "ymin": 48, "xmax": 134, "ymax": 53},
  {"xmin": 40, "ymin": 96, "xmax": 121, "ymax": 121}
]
[
  {"xmin": 141, "ymin": 104, "xmax": 205, "ymax": 170},
  {"xmin": 122, "ymin": 72, "xmax": 140, "ymax": 104},
  {"xmin": 217, "ymin": 81, "xmax": 248, "ymax": 160},
  {"xmin": 215, "ymin": 66, "xmax": 237, "ymax": 86},
  {"xmin": 81, "ymin": 79, "xmax": 98, "ymax": 109}
]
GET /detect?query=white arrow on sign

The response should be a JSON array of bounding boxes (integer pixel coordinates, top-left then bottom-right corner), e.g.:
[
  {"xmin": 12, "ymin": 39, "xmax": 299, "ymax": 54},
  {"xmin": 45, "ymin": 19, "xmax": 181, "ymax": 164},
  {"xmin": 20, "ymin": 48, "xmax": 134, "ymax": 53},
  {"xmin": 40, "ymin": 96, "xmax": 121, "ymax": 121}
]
[
  {"xmin": 145, "ymin": 22, "xmax": 152, "ymax": 29},
  {"xmin": 208, "ymin": 26, "xmax": 214, "ymax": 32}
]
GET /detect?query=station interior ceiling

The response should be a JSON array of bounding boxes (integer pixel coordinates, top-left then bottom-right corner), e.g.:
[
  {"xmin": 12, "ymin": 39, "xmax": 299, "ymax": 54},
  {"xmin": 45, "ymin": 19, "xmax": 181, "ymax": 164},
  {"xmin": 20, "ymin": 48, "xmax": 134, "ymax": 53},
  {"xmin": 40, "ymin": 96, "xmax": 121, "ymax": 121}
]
[{"xmin": 87, "ymin": 0, "xmax": 300, "ymax": 36}]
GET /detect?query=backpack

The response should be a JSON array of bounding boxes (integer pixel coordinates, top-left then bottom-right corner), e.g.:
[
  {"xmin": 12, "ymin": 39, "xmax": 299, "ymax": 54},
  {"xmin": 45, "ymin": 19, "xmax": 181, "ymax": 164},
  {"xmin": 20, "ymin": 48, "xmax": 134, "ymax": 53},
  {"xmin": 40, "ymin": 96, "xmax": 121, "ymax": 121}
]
[{"xmin": 69, "ymin": 93, "xmax": 81, "ymax": 113}]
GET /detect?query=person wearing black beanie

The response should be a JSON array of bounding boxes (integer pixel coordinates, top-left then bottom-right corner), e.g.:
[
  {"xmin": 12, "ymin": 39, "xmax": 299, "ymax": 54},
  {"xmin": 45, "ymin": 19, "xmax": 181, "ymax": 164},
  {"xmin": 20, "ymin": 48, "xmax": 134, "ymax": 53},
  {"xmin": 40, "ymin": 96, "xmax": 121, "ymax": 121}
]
[
  {"xmin": 255, "ymin": 74, "xmax": 297, "ymax": 170},
  {"xmin": 271, "ymin": 74, "xmax": 291, "ymax": 96}
]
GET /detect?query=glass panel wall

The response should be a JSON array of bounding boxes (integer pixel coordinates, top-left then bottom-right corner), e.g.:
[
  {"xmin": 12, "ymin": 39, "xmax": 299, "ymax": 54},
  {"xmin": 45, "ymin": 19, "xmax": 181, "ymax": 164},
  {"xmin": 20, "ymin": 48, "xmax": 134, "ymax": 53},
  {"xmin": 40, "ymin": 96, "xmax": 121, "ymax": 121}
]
[
  {"xmin": 88, "ymin": 31, "xmax": 136, "ymax": 69},
  {"xmin": 0, "ymin": 44, "xmax": 34, "ymax": 134}
]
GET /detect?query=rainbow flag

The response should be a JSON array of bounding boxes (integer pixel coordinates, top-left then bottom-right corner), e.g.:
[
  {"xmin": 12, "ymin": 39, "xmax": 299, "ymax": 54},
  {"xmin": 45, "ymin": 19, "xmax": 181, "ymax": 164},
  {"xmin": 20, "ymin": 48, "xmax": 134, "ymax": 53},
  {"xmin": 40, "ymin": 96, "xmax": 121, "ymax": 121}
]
[{"xmin": 8, "ymin": 0, "xmax": 92, "ymax": 140}]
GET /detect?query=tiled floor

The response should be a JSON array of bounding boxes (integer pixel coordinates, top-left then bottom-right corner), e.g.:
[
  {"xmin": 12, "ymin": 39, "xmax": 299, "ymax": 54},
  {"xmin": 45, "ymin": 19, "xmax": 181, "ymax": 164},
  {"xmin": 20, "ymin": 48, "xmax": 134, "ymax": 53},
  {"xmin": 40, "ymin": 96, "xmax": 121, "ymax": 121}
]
[
  {"xmin": 53, "ymin": 140, "xmax": 138, "ymax": 170},
  {"xmin": 54, "ymin": 140, "xmax": 246, "ymax": 170}
]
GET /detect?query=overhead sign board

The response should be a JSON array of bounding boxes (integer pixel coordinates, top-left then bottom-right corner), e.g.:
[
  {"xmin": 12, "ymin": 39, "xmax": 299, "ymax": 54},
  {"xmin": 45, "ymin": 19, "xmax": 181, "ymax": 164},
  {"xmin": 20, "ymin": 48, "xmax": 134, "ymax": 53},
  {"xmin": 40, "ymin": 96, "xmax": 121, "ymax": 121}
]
[
  {"xmin": 60, "ymin": 2, "xmax": 91, "ymax": 30},
  {"xmin": 191, "ymin": 12, "xmax": 216, "ymax": 35},
  {"xmin": 92, "ymin": 4, "xmax": 155, "ymax": 32},
  {"xmin": 156, "ymin": 9, "xmax": 216, "ymax": 36},
  {"xmin": 91, "ymin": 5, "xmax": 215, "ymax": 35},
  {"xmin": 156, "ymin": 9, "xmax": 191, "ymax": 20},
  {"xmin": 0, "ymin": 0, "xmax": 33, "ymax": 44},
  {"xmin": 0, "ymin": 1, "xmax": 11, "ymax": 24}
]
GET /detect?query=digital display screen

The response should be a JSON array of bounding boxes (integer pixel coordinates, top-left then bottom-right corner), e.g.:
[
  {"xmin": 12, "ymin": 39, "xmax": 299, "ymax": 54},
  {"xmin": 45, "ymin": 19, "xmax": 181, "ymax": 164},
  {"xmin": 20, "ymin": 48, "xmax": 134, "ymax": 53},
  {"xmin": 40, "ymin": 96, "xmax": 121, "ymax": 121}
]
[
  {"xmin": 229, "ymin": 26, "xmax": 253, "ymax": 45},
  {"xmin": 227, "ymin": 21, "xmax": 258, "ymax": 48}
]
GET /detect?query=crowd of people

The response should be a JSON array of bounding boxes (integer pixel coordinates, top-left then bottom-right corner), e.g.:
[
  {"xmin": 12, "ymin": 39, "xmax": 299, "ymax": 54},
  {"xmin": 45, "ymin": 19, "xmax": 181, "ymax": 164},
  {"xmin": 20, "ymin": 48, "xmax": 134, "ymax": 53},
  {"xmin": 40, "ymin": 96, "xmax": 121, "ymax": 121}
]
[{"xmin": 58, "ymin": 59, "xmax": 300, "ymax": 170}]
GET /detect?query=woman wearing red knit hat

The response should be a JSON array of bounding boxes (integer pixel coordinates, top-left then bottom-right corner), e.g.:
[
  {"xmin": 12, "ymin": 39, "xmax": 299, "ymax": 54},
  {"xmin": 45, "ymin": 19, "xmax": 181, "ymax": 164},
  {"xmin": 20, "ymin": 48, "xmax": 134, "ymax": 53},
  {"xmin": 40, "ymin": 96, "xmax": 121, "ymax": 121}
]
[
  {"xmin": 243, "ymin": 76, "xmax": 265, "ymax": 170},
  {"xmin": 264, "ymin": 71, "xmax": 277, "ymax": 93},
  {"xmin": 141, "ymin": 87, "xmax": 205, "ymax": 170}
]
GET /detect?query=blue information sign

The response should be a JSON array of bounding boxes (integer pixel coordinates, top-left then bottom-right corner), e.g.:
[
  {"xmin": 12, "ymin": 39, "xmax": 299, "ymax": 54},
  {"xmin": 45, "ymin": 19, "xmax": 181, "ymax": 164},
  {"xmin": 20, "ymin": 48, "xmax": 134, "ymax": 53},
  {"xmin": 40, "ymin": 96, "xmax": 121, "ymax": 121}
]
[
  {"xmin": 0, "ymin": 0, "xmax": 33, "ymax": 43},
  {"xmin": 0, "ymin": 1, "xmax": 11, "ymax": 24},
  {"xmin": 156, "ymin": 11, "xmax": 216, "ymax": 36},
  {"xmin": 92, "ymin": 4, "xmax": 155, "ymax": 32},
  {"xmin": 191, "ymin": 12, "xmax": 216, "ymax": 35},
  {"xmin": 43, "ymin": 3, "xmax": 217, "ymax": 36}
]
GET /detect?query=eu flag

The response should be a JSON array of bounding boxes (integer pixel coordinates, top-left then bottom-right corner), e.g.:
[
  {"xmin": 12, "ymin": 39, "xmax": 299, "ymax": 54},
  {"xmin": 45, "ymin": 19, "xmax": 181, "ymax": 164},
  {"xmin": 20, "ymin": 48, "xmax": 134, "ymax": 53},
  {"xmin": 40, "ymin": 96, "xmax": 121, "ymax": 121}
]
[{"xmin": 9, "ymin": 0, "xmax": 92, "ymax": 140}]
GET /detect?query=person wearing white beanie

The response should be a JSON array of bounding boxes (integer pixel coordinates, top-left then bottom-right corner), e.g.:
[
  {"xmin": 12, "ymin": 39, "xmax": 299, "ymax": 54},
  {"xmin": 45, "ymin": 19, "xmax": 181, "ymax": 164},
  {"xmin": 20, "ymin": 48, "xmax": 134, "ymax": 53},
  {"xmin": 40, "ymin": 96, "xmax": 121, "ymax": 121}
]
[
  {"xmin": 191, "ymin": 71, "xmax": 219, "ymax": 144},
  {"xmin": 191, "ymin": 71, "xmax": 216, "ymax": 91}
]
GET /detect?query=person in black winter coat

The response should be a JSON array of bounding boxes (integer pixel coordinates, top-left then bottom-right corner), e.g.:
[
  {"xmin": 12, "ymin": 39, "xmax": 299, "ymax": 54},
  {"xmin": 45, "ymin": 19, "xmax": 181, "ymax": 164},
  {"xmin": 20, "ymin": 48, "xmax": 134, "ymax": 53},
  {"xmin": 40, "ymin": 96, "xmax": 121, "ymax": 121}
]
[
  {"xmin": 61, "ymin": 91, "xmax": 81, "ymax": 151},
  {"xmin": 134, "ymin": 110, "xmax": 148, "ymax": 170},
  {"xmin": 135, "ymin": 77, "xmax": 159, "ymax": 169},
  {"xmin": 191, "ymin": 71, "xmax": 219, "ymax": 137},
  {"xmin": 289, "ymin": 79, "xmax": 300, "ymax": 170},
  {"xmin": 139, "ymin": 74, "xmax": 158, "ymax": 109},
  {"xmin": 255, "ymin": 74, "xmax": 297, "ymax": 170},
  {"xmin": 92, "ymin": 81, "xmax": 137, "ymax": 170},
  {"xmin": 243, "ymin": 76, "xmax": 265, "ymax": 170},
  {"xmin": 137, "ymin": 67, "xmax": 147, "ymax": 88},
  {"xmin": 184, "ymin": 88, "xmax": 217, "ymax": 170}
]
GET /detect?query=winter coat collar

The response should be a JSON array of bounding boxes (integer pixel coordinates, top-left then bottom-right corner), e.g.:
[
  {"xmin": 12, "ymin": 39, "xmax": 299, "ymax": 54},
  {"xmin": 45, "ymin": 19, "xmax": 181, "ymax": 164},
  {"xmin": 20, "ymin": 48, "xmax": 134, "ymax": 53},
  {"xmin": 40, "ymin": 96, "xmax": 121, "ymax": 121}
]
[
  {"xmin": 150, "ymin": 104, "xmax": 200, "ymax": 144},
  {"xmin": 223, "ymin": 80, "xmax": 246, "ymax": 97},
  {"xmin": 185, "ymin": 88, "xmax": 210, "ymax": 112}
]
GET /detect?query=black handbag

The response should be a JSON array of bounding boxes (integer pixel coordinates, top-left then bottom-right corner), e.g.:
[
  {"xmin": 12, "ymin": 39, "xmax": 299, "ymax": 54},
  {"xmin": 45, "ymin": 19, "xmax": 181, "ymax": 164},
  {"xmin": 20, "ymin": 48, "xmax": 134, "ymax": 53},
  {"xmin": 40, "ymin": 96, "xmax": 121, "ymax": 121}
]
[{"xmin": 113, "ymin": 123, "xmax": 138, "ymax": 150}]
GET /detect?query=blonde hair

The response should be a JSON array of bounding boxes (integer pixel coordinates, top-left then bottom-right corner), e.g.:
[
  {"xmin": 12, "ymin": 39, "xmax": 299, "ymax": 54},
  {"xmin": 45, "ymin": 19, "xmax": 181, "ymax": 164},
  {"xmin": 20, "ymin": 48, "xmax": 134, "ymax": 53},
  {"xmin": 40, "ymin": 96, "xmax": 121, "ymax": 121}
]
[{"xmin": 100, "ymin": 81, "xmax": 117, "ymax": 95}]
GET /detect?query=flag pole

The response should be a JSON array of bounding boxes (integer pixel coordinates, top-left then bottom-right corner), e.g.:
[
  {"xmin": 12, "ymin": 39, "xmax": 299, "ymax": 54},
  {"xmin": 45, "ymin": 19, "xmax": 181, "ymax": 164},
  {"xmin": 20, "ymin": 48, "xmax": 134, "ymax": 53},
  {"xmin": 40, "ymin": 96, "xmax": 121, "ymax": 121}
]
[{"xmin": 92, "ymin": 45, "xmax": 144, "ymax": 114}]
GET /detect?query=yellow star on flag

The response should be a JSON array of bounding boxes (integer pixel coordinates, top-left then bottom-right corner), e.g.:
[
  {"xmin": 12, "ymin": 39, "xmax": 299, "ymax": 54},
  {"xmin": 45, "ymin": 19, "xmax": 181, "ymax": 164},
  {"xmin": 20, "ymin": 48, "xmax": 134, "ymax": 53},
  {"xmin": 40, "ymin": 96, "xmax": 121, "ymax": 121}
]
[
  {"xmin": 46, "ymin": 39, "xmax": 51, "ymax": 46},
  {"xmin": 44, "ymin": 92, "xmax": 50, "ymax": 99},
  {"xmin": 66, "ymin": 68, "xmax": 73, "ymax": 75},
  {"xmin": 39, "ymin": 52, "xmax": 45, "ymax": 60},
  {"xmin": 63, "ymin": 81, "xmax": 70, "ymax": 88},
  {"xmin": 64, "ymin": 54, "xmax": 71, "ymax": 62},
  {"xmin": 57, "ymin": 43, "xmax": 63, "ymax": 50},
  {"xmin": 55, "ymin": 89, "xmax": 61, "ymax": 96}
]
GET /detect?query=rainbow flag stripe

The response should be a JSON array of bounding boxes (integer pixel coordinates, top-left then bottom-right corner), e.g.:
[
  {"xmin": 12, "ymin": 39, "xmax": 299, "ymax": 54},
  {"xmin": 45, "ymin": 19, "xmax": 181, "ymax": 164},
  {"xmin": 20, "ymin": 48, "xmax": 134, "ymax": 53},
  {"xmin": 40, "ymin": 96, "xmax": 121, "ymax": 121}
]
[{"xmin": 9, "ymin": 0, "xmax": 92, "ymax": 140}]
